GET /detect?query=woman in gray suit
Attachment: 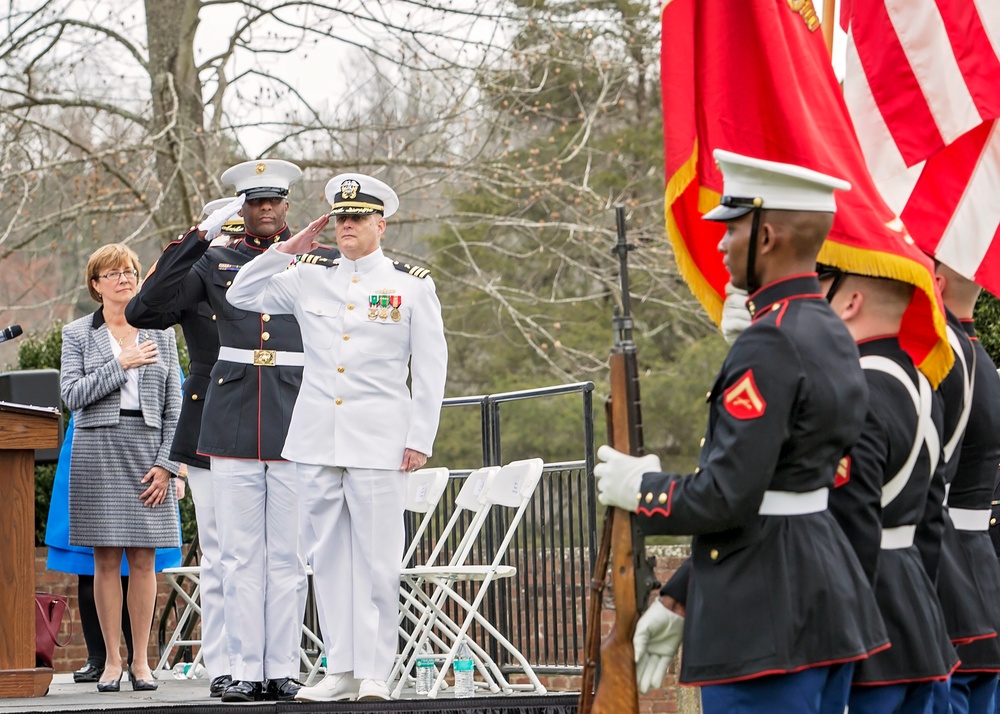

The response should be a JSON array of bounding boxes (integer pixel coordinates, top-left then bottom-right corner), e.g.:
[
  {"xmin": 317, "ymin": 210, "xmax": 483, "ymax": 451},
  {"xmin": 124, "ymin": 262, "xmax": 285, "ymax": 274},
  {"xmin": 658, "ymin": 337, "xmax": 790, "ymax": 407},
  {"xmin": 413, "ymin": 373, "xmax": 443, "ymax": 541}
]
[{"xmin": 60, "ymin": 243, "xmax": 182, "ymax": 692}]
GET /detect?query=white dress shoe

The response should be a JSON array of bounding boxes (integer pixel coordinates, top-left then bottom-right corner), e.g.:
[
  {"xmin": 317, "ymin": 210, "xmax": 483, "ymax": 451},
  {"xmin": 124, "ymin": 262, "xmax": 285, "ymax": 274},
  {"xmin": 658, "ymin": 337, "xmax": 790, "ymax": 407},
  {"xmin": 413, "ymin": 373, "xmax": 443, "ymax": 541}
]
[
  {"xmin": 294, "ymin": 672, "xmax": 359, "ymax": 702},
  {"xmin": 357, "ymin": 679, "xmax": 391, "ymax": 701}
]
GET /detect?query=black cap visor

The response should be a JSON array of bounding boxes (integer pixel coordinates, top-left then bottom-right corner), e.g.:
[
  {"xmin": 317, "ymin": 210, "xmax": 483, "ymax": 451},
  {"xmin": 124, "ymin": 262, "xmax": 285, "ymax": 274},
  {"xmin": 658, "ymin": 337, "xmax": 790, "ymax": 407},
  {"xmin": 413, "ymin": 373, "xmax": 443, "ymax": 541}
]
[
  {"xmin": 239, "ymin": 187, "xmax": 289, "ymax": 201},
  {"xmin": 703, "ymin": 195, "xmax": 762, "ymax": 222}
]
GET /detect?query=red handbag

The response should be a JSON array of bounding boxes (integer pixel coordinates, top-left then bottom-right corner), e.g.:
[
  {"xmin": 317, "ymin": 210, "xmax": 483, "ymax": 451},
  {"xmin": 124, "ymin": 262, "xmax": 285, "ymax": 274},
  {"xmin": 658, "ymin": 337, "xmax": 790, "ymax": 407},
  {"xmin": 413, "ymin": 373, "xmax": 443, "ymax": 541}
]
[{"xmin": 35, "ymin": 593, "xmax": 70, "ymax": 669}]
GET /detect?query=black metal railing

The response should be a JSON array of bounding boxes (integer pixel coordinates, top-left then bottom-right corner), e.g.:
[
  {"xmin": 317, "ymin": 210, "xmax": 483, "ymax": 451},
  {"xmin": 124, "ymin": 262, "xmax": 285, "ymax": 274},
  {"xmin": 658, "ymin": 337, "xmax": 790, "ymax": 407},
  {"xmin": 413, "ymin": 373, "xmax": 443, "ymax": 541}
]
[{"xmin": 159, "ymin": 381, "xmax": 600, "ymax": 678}]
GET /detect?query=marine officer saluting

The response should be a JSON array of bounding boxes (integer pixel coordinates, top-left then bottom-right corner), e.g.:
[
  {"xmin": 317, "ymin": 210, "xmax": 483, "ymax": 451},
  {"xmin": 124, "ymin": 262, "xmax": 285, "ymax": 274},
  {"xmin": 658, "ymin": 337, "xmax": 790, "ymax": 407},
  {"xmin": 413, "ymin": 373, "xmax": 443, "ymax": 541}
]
[
  {"xmin": 129, "ymin": 160, "xmax": 338, "ymax": 703},
  {"xmin": 226, "ymin": 173, "xmax": 448, "ymax": 702},
  {"xmin": 124, "ymin": 199, "xmax": 245, "ymax": 698},
  {"xmin": 594, "ymin": 150, "xmax": 887, "ymax": 714}
]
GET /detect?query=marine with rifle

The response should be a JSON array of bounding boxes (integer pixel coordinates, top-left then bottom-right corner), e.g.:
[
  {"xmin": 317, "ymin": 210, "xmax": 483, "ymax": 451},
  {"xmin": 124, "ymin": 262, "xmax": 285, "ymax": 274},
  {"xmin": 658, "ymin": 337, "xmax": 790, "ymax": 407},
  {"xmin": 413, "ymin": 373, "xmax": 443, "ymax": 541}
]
[{"xmin": 593, "ymin": 149, "xmax": 888, "ymax": 713}]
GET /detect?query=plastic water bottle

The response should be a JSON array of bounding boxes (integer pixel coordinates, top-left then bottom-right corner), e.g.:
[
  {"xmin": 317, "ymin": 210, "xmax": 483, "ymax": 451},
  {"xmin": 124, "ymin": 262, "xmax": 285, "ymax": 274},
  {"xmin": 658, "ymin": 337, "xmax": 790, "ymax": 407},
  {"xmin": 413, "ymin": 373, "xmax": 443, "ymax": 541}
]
[
  {"xmin": 415, "ymin": 644, "xmax": 434, "ymax": 694},
  {"xmin": 452, "ymin": 640, "xmax": 475, "ymax": 698},
  {"xmin": 171, "ymin": 662, "xmax": 190, "ymax": 679}
]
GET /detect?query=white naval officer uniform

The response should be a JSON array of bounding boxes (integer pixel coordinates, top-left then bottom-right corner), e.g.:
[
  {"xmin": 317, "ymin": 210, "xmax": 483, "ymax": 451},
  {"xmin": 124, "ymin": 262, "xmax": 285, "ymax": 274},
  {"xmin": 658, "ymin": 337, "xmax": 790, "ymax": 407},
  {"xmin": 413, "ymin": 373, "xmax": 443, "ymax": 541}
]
[{"xmin": 226, "ymin": 243, "xmax": 447, "ymax": 680}]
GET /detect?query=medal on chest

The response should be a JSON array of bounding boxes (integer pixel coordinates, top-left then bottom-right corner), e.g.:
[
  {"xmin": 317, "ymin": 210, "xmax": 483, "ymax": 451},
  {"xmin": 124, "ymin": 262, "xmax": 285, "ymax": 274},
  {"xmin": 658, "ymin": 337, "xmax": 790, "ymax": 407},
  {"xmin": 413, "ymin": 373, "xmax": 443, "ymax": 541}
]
[{"xmin": 369, "ymin": 292, "xmax": 403, "ymax": 321}]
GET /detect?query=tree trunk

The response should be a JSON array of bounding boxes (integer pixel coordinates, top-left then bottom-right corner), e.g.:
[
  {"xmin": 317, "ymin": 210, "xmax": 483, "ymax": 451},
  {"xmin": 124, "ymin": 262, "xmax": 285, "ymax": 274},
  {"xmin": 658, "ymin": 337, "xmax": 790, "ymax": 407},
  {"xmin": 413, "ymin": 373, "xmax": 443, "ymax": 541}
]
[{"xmin": 144, "ymin": 0, "xmax": 207, "ymax": 236}]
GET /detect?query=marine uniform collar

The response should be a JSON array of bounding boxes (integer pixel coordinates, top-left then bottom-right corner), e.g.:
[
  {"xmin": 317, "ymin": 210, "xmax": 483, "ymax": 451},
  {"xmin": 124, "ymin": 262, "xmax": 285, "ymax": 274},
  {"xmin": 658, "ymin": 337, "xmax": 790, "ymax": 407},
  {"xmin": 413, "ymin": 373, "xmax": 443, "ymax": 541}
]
[
  {"xmin": 242, "ymin": 225, "xmax": 291, "ymax": 251},
  {"xmin": 856, "ymin": 335, "xmax": 904, "ymax": 358},
  {"xmin": 748, "ymin": 273, "xmax": 823, "ymax": 321},
  {"xmin": 959, "ymin": 318, "xmax": 977, "ymax": 340},
  {"xmin": 338, "ymin": 246, "xmax": 384, "ymax": 273}
]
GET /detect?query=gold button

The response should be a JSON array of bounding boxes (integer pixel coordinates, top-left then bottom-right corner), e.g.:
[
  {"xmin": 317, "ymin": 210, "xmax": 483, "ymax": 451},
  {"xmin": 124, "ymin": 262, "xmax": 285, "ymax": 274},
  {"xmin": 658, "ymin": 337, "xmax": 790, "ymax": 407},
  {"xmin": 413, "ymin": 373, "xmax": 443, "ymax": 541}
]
[
  {"xmin": 644, "ymin": 493, "xmax": 653, "ymax": 504},
  {"xmin": 747, "ymin": 300, "xmax": 756, "ymax": 315},
  {"xmin": 226, "ymin": 280, "xmax": 232, "ymax": 287},
  {"xmin": 343, "ymin": 334, "xmax": 350, "ymax": 341},
  {"xmin": 261, "ymin": 331, "xmax": 270, "ymax": 341},
  {"xmin": 262, "ymin": 314, "xmax": 270, "ymax": 322},
  {"xmin": 992, "ymin": 518, "xmax": 997, "ymax": 526},
  {"xmin": 337, "ymin": 366, "xmax": 345, "ymax": 373},
  {"xmin": 658, "ymin": 493, "xmax": 667, "ymax": 504},
  {"xmin": 710, "ymin": 549, "xmax": 719, "ymax": 561},
  {"xmin": 352, "ymin": 276, "xmax": 359, "ymax": 283},
  {"xmin": 212, "ymin": 314, "xmax": 217, "ymax": 321},
  {"xmin": 694, "ymin": 467, "xmax": 701, "ymax": 474},
  {"xmin": 699, "ymin": 437, "xmax": 705, "ymax": 447},
  {"xmin": 218, "ymin": 378, "xmax": 224, "ymax": 384},
  {"xmin": 335, "ymin": 398, "xmax": 343, "ymax": 405},
  {"xmin": 771, "ymin": 303, "xmax": 780, "ymax": 311},
  {"xmin": 191, "ymin": 394, "xmax": 198, "ymax": 401},
  {"xmin": 348, "ymin": 304, "xmax": 355, "ymax": 310},
  {"xmin": 635, "ymin": 492, "xmax": 642, "ymax": 501},
  {"xmin": 705, "ymin": 391, "xmax": 711, "ymax": 400}
]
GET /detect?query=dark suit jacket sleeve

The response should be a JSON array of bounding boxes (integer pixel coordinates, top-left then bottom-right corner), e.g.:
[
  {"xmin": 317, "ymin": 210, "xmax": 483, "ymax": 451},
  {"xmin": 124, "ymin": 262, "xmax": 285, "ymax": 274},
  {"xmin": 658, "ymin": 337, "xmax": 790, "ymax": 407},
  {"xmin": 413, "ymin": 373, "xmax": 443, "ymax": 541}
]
[
  {"xmin": 154, "ymin": 333, "xmax": 182, "ymax": 472},
  {"xmin": 128, "ymin": 229, "xmax": 210, "ymax": 312},
  {"xmin": 660, "ymin": 557, "xmax": 691, "ymax": 604},
  {"xmin": 636, "ymin": 325, "xmax": 804, "ymax": 535},
  {"xmin": 827, "ymin": 399, "xmax": 886, "ymax": 586}
]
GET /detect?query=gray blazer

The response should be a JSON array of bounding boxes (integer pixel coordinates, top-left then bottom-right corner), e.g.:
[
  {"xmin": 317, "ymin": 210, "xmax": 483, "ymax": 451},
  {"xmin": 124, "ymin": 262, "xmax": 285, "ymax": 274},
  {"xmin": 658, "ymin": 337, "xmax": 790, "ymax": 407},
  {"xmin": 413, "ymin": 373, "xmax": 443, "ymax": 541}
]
[{"xmin": 60, "ymin": 310, "xmax": 181, "ymax": 473}]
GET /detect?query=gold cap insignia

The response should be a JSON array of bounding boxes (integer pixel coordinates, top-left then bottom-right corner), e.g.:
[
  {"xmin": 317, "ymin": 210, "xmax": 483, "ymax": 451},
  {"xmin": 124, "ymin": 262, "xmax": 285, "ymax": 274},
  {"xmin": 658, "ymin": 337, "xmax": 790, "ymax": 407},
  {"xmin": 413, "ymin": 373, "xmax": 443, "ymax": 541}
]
[
  {"xmin": 340, "ymin": 179, "xmax": 360, "ymax": 200},
  {"xmin": 256, "ymin": 162, "xmax": 266, "ymax": 174}
]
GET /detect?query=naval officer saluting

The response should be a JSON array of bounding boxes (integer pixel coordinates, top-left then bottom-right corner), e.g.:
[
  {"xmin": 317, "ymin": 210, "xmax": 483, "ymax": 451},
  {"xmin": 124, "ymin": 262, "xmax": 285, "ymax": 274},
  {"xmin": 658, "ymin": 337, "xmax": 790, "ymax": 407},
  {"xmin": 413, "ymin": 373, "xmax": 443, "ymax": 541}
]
[
  {"xmin": 226, "ymin": 173, "xmax": 448, "ymax": 702},
  {"xmin": 128, "ymin": 160, "xmax": 338, "ymax": 703}
]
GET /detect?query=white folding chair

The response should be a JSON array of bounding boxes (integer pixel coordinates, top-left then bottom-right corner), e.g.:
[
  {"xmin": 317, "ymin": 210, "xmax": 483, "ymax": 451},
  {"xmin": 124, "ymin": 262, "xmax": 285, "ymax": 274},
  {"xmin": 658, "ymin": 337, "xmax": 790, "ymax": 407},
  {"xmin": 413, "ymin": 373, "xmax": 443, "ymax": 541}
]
[
  {"xmin": 401, "ymin": 467, "xmax": 452, "ymax": 569},
  {"xmin": 390, "ymin": 465, "xmax": 502, "ymax": 697},
  {"xmin": 395, "ymin": 458, "xmax": 547, "ymax": 698}
]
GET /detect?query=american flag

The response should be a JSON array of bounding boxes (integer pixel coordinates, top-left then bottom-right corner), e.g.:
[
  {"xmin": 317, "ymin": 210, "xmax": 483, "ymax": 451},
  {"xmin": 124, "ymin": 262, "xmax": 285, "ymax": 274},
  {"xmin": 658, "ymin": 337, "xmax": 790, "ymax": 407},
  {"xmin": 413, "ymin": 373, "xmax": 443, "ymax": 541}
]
[{"xmin": 841, "ymin": 0, "xmax": 1000, "ymax": 295}]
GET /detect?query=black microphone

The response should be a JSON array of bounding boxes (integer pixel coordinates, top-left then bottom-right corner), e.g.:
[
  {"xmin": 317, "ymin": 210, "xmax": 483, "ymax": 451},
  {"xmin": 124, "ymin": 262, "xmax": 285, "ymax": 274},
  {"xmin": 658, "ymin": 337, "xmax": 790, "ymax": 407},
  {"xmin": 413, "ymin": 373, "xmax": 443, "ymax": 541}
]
[{"xmin": 0, "ymin": 324, "xmax": 23, "ymax": 344}]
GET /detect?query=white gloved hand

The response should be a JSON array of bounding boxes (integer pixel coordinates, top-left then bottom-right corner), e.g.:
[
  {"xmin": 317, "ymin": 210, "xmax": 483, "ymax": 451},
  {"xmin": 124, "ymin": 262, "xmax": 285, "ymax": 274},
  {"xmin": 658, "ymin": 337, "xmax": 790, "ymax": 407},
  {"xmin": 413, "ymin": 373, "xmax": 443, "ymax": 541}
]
[
  {"xmin": 197, "ymin": 194, "xmax": 246, "ymax": 242},
  {"xmin": 633, "ymin": 599, "xmax": 685, "ymax": 694},
  {"xmin": 720, "ymin": 282, "xmax": 751, "ymax": 345},
  {"xmin": 594, "ymin": 445, "xmax": 662, "ymax": 512}
]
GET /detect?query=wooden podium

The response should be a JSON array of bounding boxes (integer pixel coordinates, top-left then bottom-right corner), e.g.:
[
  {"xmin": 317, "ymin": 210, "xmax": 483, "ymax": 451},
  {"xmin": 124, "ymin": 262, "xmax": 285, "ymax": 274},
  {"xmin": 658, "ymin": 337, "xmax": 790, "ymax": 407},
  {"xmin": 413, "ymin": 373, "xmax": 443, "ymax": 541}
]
[{"xmin": 0, "ymin": 401, "xmax": 60, "ymax": 697}]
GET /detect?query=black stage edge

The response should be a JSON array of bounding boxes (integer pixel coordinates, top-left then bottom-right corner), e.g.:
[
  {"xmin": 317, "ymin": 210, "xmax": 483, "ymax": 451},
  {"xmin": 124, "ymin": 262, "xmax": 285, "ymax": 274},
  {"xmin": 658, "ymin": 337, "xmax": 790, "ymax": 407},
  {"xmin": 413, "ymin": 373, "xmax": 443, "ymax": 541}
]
[{"xmin": 0, "ymin": 693, "xmax": 578, "ymax": 714}]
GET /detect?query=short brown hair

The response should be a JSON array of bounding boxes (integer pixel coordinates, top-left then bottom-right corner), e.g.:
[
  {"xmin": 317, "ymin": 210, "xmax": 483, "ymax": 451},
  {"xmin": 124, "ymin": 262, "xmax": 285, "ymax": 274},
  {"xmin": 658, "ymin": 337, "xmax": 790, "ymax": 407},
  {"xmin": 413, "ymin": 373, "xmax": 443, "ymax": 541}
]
[{"xmin": 86, "ymin": 243, "xmax": 141, "ymax": 303}]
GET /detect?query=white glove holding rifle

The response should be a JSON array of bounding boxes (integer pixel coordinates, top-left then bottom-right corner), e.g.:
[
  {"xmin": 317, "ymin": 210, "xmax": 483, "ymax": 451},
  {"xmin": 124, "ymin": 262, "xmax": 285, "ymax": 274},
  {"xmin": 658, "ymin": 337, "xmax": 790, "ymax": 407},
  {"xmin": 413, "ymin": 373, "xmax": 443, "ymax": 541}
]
[{"xmin": 198, "ymin": 194, "xmax": 245, "ymax": 242}]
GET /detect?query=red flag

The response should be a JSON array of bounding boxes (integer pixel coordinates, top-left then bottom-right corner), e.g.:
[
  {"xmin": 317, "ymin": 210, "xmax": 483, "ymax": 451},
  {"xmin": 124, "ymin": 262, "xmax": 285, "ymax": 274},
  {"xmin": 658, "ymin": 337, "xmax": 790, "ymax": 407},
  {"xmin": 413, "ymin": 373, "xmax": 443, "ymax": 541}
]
[
  {"xmin": 841, "ymin": 0, "xmax": 1000, "ymax": 296},
  {"xmin": 662, "ymin": 0, "xmax": 952, "ymax": 386}
]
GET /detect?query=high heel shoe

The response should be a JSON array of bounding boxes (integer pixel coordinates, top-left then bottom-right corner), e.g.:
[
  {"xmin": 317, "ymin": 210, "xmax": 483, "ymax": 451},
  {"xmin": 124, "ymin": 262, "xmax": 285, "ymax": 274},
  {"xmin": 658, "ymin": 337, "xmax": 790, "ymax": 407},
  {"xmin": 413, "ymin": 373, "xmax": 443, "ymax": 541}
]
[
  {"xmin": 127, "ymin": 666, "xmax": 159, "ymax": 692},
  {"xmin": 96, "ymin": 668, "xmax": 123, "ymax": 693}
]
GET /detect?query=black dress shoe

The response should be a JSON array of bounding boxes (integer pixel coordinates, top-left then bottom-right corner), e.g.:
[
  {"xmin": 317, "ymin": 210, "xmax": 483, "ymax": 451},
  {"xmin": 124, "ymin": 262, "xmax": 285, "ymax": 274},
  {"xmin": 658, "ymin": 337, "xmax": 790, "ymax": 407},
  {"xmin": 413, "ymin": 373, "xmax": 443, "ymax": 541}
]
[
  {"xmin": 210, "ymin": 674, "xmax": 233, "ymax": 698},
  {"xmin": 96, "ymin": 669, "xmax": 123, "ymax": 693},
  {"xmin": 263, "ymin": 677, "xmax": 302, "ymax": 701},
  {"xmin": 221, "ymin": 680, "xmax": 263, "ymax": 703},
  {"xmin": 127, "ymin": 667, "xmax": 158, "ymax": 692},
  {"xmin": 73, "ymin": 662, "xmax": 104, "ymax": 683}
]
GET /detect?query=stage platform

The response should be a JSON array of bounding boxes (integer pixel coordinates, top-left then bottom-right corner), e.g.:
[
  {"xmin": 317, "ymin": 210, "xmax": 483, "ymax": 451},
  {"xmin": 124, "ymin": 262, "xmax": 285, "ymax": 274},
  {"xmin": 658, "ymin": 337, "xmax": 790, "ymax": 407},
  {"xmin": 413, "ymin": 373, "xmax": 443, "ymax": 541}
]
[{"xmin": 0, "ymin": 675, "xmax": 578, "ymax": 714}]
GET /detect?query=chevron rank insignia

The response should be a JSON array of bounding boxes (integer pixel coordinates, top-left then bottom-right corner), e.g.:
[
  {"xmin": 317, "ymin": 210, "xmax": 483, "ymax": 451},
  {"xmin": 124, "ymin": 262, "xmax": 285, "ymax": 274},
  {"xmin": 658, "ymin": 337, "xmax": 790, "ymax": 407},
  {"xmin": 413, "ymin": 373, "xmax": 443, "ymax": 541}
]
[
  {"xmin": 296, "ymin": 254, "xmax": 339, "ymax": 268},
  {"xmin": 393, "ymin": 261, "xmax": 431, "ymax": 278},
  {"xmin": 835, "ymin": 456, "xmax": 851, "ymax": 488},
  {"xmin": 723, "ymin": 369, "xmax": 766, "ymax": 420}
]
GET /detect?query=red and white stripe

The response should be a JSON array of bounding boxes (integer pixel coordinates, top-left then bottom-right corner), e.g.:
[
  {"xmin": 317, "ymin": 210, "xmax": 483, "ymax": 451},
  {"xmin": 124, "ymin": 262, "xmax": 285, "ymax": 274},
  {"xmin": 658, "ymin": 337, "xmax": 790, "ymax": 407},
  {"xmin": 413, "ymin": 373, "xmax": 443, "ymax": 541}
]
[{"xmin": 842, "ymin": 0, "xmax": 1000, "ymax": 293}]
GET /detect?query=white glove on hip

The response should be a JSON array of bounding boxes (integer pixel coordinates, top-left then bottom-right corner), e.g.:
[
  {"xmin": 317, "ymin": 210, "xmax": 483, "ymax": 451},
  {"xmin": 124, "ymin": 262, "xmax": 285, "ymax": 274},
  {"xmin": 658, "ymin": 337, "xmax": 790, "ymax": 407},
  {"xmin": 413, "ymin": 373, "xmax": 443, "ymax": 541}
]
[
  {"xmin": 594, "ymin": 445, "xmax": 662, "ymax": 512},
  {"xmin": 721, "ymin": 282, "xmax": 751, "ymax": 345},
  {"xmin": 198, "ymin": 194, "xmax": 246, "ymax": 242},
  {"xmin": 633, "ymin": 599, "xmax": 685, "ymax": 694}
]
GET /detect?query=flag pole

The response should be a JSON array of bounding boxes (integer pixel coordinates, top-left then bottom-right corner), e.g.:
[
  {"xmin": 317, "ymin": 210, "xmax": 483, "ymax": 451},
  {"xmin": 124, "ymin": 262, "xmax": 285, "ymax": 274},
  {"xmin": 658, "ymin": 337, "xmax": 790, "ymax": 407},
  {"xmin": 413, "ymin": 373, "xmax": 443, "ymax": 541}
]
[{"xmin": 822, "ymin": 0, "xmax": 837, "ymax": 58}]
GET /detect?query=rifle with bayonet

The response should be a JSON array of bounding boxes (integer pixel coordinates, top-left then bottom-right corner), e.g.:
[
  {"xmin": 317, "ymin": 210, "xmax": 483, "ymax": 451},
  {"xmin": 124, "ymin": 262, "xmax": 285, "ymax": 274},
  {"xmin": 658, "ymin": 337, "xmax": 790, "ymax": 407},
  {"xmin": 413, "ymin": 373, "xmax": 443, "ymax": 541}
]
[{"xmin": 578, "ymin": 206, "xmax": 660, "ymax": 714}]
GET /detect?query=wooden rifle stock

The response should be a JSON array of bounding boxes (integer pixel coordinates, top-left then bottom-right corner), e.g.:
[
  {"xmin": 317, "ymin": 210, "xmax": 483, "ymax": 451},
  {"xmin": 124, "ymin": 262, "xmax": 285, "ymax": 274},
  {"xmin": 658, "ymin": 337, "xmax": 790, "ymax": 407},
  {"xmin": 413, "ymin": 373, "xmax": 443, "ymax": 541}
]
[{"xmin": 579, "ymin": 207, "xmax": 656, "ymax": 714}]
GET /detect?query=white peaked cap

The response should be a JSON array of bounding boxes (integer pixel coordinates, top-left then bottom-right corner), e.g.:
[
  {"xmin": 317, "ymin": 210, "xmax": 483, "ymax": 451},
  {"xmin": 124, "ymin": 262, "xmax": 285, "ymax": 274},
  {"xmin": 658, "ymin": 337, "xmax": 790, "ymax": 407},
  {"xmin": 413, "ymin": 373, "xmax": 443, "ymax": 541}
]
[
  {"xmin": 325, "ymin": 173, "xmax": 399, "ymax": 218},
  {"xmin": 703, "ymin": 149, "xmax": 851, "ymax": 222},
  {"xmin": 220, "ymin": 159, "xmax": 302, "ymax": 200}
]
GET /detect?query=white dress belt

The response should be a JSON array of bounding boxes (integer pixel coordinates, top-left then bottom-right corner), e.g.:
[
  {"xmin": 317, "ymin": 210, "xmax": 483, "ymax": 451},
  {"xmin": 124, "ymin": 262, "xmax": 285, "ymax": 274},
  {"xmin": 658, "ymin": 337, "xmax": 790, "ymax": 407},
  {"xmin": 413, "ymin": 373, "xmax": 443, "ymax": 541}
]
[
  {"xmin": 217, "ymin": 345, "xmax": 306, "ymax": 367},
  {"xmin": 758, "ymin": 488, "xmax": 829, "ymax": 516},
  {"xmin": 949, "ymin": 507, "xmax": 991, "ymax": 532},
  {"xmin": 880, "ymin": 524, "xmax": 916, "ymax": 550}
]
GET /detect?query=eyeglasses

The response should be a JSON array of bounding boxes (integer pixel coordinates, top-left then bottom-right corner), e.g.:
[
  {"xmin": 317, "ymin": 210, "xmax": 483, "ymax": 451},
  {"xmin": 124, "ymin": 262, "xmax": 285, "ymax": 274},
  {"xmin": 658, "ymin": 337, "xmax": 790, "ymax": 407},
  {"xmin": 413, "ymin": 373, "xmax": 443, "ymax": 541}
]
[{"xmin": 98, "ymin": 269, "xmax": 139, "ymax": 282}]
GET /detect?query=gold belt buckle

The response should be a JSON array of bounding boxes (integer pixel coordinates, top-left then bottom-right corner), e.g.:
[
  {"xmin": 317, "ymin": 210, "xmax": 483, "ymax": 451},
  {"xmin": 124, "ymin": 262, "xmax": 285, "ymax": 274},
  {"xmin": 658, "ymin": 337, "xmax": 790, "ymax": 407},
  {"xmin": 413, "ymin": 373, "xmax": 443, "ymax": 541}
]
[{"xmin": 253, "ymin": 349, "xmax": 277, "ymax": 366}]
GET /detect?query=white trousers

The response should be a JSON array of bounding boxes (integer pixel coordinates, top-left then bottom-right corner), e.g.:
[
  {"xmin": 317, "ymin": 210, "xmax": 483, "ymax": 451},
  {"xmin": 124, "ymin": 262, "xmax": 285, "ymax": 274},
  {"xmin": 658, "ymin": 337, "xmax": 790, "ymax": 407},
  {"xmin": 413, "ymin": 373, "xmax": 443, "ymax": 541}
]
[
  {"xmin": 211, "ymin": 457, "xmax": 307, "ymax": 681},
  {"xmin": 297, "ymin": 464, "xmax": 405, "ymax": 680},
  {"xmin": 186, "ymin": 464, "xmax": 229, "ymax": 679}
]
